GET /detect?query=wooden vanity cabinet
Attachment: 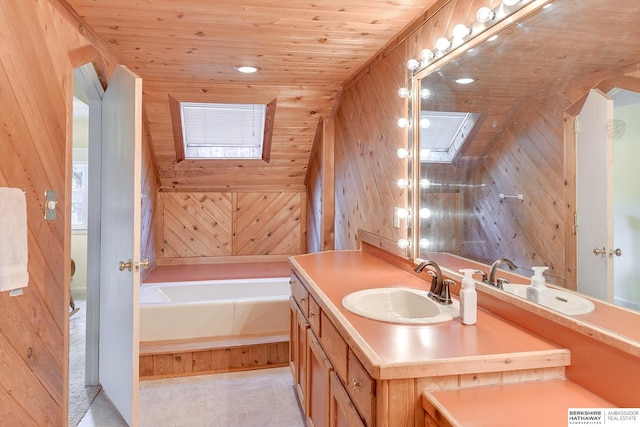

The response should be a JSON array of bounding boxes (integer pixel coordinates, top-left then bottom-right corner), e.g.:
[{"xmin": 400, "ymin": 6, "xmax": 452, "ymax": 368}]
[{"xmin": 290, "ymin": 271, "xmax": 374, "ymax": 427}]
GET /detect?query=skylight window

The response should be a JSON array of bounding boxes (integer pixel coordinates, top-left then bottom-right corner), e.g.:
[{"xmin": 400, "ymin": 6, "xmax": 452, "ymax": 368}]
[
  {"xmin": 420, "ymin": 111, "xmax": 480, "ymax": 163},
  {"xmin": 180, "ymin": 102, "xmax": 267, "ymax": 159}
]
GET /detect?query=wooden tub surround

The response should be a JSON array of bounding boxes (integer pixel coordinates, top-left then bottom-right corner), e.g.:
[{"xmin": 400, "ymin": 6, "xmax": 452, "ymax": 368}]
[{"xmin": 289, "ymin": 245, "xmax": 638, "ymax": 427}]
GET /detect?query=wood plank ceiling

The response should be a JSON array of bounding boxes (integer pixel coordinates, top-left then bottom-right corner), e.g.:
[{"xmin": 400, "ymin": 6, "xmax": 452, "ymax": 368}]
[{"xmin": 63, "ymin": 0, "xmax": 437, "ymax": 191}]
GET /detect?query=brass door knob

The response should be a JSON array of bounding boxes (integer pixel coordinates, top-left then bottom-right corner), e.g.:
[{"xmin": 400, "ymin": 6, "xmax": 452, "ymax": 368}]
[
  {"xmin": 135, "ymin": 259, "xmax": 150, "ymax": 272},
  {"xmin": 119, "ymin": 259, "xmax": 133, "ymax": 272},
  {"xmin": 593, "ymin": 247, "xmax": 607, "ymax": 256}
]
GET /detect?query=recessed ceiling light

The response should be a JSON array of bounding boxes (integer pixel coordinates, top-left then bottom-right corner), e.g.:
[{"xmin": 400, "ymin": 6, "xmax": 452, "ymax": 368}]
[
  {"xmin": 234, "ymin": 66, "xmax": 259, "ymax": 74},
  {"xmin": 455, "ymin": 77, "xmax": 475, "ymax": 85}
]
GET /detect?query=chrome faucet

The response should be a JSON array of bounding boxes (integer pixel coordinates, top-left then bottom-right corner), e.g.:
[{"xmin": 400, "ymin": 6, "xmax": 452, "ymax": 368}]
[
  {"xmin": 414, "ymin": 261, "xmax": 456, "ymax": 304},
  {"xmin": 486, "ymin": 258, "xmax": 518, "ymax": 289}
]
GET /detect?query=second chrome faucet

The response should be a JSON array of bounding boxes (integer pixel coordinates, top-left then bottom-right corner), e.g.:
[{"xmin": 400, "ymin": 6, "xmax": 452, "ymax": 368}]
[
  {"xmin": 414, "ymin": 260, "xmax": 456, "ymax": 305},
  {"xmin": 478, "ymin": 258, "xmax": 518, "ymax": 289}
]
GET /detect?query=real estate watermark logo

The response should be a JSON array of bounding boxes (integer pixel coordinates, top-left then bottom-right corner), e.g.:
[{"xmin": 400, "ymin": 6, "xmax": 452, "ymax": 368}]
[{"xmin": 568, "ymin": 409, "xmax": 640, "ymax": 426}]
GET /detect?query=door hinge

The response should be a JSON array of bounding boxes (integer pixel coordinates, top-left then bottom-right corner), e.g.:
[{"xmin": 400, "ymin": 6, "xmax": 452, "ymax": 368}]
[
  {"xmin": 574, "ymin": 213, "xmax": 578, "ymax": 231},
  {"xmin": 574, "ymin": 119, "xmax": 579, "ymax": 133}
]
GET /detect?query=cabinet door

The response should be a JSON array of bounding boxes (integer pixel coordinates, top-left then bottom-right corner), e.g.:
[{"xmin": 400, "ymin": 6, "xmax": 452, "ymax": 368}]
[
  {"xmin": 290, "ymin": 299, "xmax": 309, "ymax": 407},
  {"xmin": 306, "ymin": 330, "xmax": 332, "ymax": 427},
  {"xmin": 347, "ymin": 350, "xmax": 375, "ymax": 426},
  {"xmin": 330, "ymin": 372, "xmax": 365, "ymax": 427}
]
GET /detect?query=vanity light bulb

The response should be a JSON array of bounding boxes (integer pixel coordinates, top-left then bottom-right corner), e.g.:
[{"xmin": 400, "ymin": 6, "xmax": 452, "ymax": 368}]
[
  {"xmin": 397, "ymin": 208, "xmax": 410, "ymax": 219},
  {"xmin": 502, "ymin": 0, "xmax": 519, "ymax": 6},
  {"xmin": 419, "ymin": 178, "xmax": 431, "ymax": 189},
  {"xmin": 476, "ymin": 6, "xmax": 495, "ymax": 23},
  {"xmin": 420, "ymin": 148, "xmax": 431, "ymax": 161},
  {"xmin": 419, "ymin": 118, "xmax": 431, "ymax": 129},
  {"xmin": 420, "ymin": 49, "xmax": 435, "ymax": 62},
  {"xmin": 397, "ymin": 118, "xmax": 410, "ymax": 129},
  {"xmin": 420, "ymin": 88, "xmax": 431, "ymax": 99},
  {"xmin": 436, "ymin": 37, "xmax": 451, "ymax": 52},
  {"xmin": 419, "ymin": 238, "xmax": 431, "ymax": 249},
  {"xmin": 406, "ymin": 58, "xmax": 420, "ymax": 71},
  {"xmin": 397, "ymin": 178, "xmax": 409, "ymax": 189},
  {"xmin": 397, "ymin": 148, "xmax": 410, "ymax": 159},
  {"xmin": 452, "ymin": 24, "xmax": 471, "ymax": 40},
  {"xmin": 419, "ymin": 208, "xmax": 432, "ymax": 219},
  {"xmin": 397, "ymin": 87, "xmax": 410, "ymax": 98},
  {"xmin": 398, "ymin": 239, "xmax": 411, "ymax": 249}
]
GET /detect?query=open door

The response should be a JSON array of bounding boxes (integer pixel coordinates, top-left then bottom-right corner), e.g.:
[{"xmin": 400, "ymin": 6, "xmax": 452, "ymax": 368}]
[
  {"xmin": 576, "ymin": 89, "xmax": 614, "ymax": 302},
  {"xmin": 99, "ymin": 65, "xmax": 142, "ymax": 426}
]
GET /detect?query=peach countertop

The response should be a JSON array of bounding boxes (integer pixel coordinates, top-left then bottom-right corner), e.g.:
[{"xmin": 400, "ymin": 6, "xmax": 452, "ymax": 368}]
[
  {"xmin": 422, "ymin": 379, "xmax": 614, "ymax": 427},
  {"xmin": 290, "ymin": 250, "xmax": 569, "ymax": 380}
]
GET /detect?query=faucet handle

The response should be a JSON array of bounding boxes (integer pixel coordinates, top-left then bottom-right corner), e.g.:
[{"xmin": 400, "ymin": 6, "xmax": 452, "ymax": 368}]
[
  {"xmin": 496, "ymin": 277, "xmax": 510, "ymax": 290},
  {"xmin": 439, "ymin": 279, "xmax": 457, "ymax": 305},
  {"xmin": 473, "ymin": 269, "xmax": 488, "ymax": 282}
]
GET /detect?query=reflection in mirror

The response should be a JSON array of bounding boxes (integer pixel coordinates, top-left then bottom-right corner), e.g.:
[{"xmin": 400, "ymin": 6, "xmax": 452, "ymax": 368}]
[{"xmin": 410, "ymin": 0, "xmax": 640, "ymax": 335}]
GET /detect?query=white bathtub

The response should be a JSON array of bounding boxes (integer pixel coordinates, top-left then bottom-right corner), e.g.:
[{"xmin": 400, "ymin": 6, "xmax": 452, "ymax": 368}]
[{"xmin": 139, "ymin": 277, "xmax": 291, "ymax": 342}]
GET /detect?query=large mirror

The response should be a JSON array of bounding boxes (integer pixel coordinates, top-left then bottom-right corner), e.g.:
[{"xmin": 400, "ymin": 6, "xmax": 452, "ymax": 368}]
[{"xmin": 410, "ymin": 0, "xmax": 640, "ymax": 339}]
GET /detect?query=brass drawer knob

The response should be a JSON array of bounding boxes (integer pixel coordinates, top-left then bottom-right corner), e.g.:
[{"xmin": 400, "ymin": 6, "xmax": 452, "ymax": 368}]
[{"xmin": 351, "ymin": 378, "xmax": 361, "ymax": 390}]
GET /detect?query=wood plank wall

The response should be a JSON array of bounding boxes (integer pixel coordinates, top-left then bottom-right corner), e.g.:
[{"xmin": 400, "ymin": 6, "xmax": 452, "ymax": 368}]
[
  {"xmin": 306, "ymin": 117, "xmax": 335, "ymax": 253},
  {"xmin": 0, "ymin": 0, "xmax": 125, "ymax": 424},
  {"xmin": 158, "ymin": 191, "xmax": 306, "ymax": 262},
  {"xmin": 334, "ymin": 45, "xmax": 409, "ymax": 250}
]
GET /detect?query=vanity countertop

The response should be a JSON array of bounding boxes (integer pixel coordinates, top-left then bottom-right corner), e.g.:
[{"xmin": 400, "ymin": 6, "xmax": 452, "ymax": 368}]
[
  {"xmin": 422, "ymin": 379, "xmax": 614, "ymax": 427},
  {"xmin": 290, "ymin": 249, "xmax": 570, "ymax": 380}
]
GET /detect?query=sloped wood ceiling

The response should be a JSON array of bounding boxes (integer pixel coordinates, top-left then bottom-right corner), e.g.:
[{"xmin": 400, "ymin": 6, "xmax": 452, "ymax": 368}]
[{"xmin": 62, "ymin": 0, "xmax": 437, "ymax": 191}]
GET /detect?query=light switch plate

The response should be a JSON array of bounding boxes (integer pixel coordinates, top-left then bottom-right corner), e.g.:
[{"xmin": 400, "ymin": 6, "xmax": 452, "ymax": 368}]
[{"xmin": 44, "ymin": 190, "xmax": 57, "ymax": 220}]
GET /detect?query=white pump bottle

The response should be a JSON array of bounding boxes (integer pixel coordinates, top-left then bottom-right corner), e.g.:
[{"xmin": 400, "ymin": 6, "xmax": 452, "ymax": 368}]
[
  {"xmin": 458, "ymin": 269, "xmax": 477, "ymax": 325},
  {"xmin": 526, "ymin": 266, "xmax": 549, "ymax": 304}
]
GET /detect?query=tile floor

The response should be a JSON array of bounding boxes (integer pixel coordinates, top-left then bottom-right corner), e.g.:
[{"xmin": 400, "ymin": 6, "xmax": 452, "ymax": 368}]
[{"xmin": 78, "ymin": 367, "xmax": 305, "ymax": 427}]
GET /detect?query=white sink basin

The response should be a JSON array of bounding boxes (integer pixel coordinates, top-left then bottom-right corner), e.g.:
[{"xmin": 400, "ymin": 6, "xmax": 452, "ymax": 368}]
[
  {"xmin": 501, "ymin": 283, "xmax": 595, "ymax": 315},
  {"xmin": 342, "ymin": 287, "xmax": 459, "ymax": 324}
]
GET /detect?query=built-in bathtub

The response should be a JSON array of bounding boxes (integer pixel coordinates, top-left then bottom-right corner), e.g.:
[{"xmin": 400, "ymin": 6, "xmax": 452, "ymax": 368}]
[
  {"xmin": 138, "ymin": 276, "xmax": 292, "ymax": 379},
  {"xmin": 139, "ymin": 277, "xmax": 291, "ymax": 342}
]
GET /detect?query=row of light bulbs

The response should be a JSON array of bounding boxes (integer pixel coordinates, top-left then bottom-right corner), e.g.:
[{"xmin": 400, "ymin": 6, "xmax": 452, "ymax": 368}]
[
  {"xmin": 406, "ymin": 0, "xmax": 537, "ymax": 74},
  {"xmin": 395, "ymin": 0, "xmax": 544, "ymax": 251}
]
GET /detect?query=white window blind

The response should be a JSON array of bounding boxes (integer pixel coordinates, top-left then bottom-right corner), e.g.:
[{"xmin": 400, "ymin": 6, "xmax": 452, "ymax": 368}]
[{"xmin": 180, "ymin": 102, "xmax": 266, "ymax": 159}]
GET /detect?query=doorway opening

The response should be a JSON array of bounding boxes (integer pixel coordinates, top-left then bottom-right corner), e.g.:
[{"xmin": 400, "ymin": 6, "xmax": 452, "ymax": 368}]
[{"xmin": 69, "ymin": 62, "xmax": 104, "ymax": 426}]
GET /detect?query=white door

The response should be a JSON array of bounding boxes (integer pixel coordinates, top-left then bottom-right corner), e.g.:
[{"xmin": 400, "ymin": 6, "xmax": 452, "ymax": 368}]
[
  {"xmin": 99, "ymin": 65, "xmax": 142, "ymax": 426},
  {"xmin": 576, "ymin": 89, "xmax": 614, "ymax": 302}
]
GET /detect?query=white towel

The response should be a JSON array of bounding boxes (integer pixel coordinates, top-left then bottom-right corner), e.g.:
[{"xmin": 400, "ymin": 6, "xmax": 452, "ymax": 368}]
[{"xmin": 0, "ymin": 187, "xmax": 29, "ymax": 292}]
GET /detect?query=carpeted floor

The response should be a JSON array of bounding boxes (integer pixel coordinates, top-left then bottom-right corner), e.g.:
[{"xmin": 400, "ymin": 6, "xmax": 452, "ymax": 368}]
[{"xmin": 69, "ymin": 291, "xmax": 101, "ymax": 427}]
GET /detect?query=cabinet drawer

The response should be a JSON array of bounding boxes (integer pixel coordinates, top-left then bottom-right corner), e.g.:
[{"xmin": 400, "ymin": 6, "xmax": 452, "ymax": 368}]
[
  {"xmin": 308, "ymin": 295, "xmax": 321, "ymax": 336},
  {"xmin": 347, "ymin": 349, "xmax": 375, "ymax": 427},
  {"xmin": 290, "ymin": 272, "xmax": 309, "ymax": 317},
  {"xmin": 320, "ymin": 311, "xmax": 348, "ymax": 384}
]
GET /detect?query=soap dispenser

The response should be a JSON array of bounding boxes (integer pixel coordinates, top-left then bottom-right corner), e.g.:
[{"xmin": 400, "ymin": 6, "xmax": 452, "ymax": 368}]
[
  {"xmin": 526, "ymin": 266, "xmax": 549, "ymax": 304},
  {"xmin": 458, "ymin": 269, "xmax": 477, "ymax": 325}
]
